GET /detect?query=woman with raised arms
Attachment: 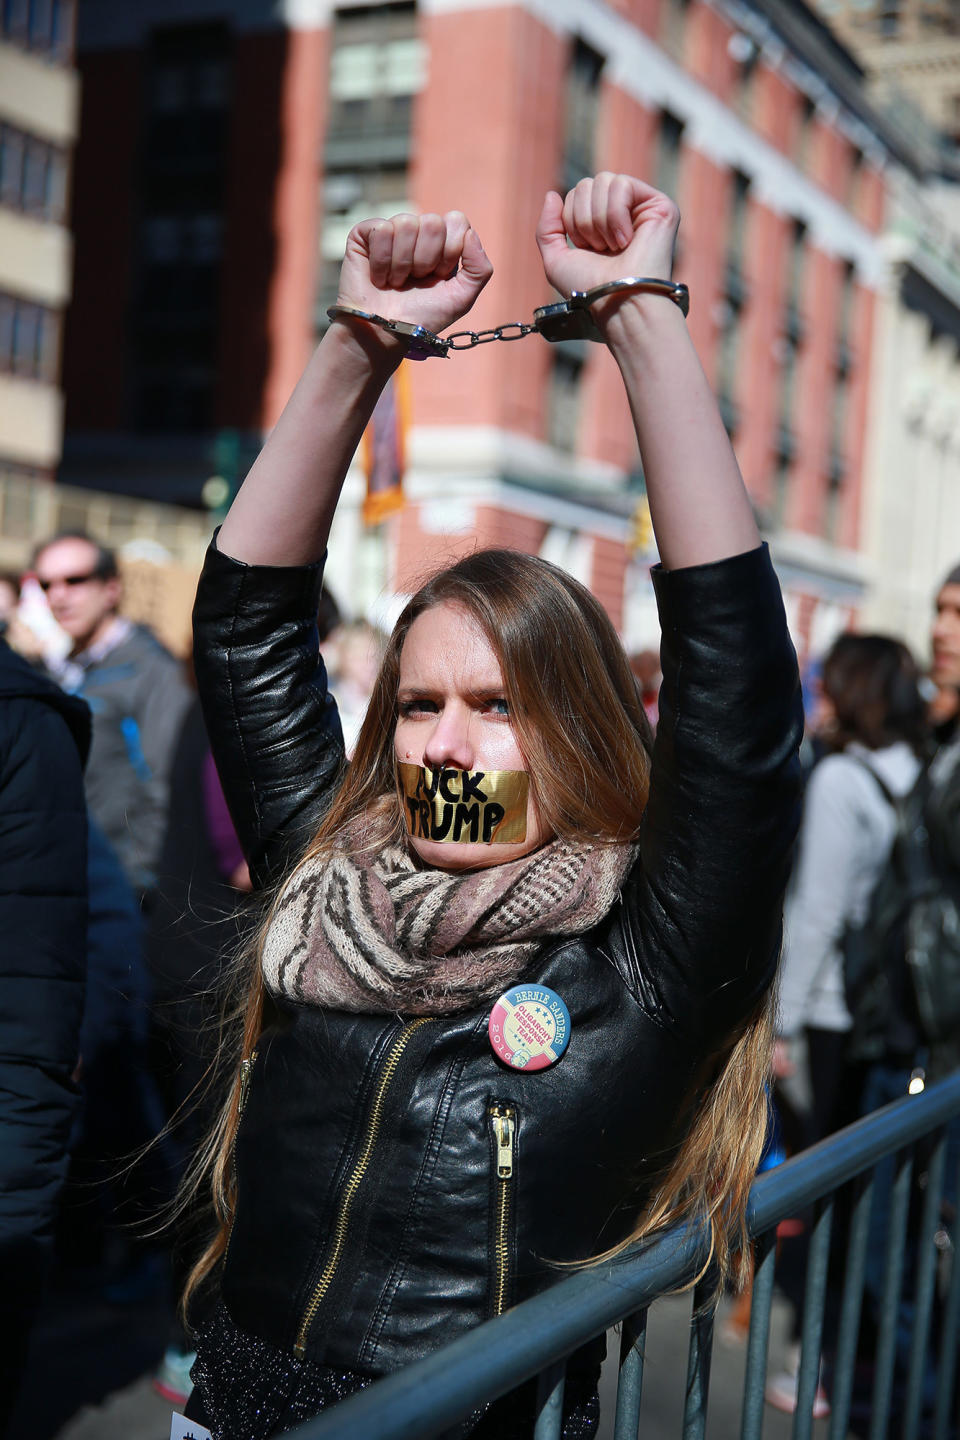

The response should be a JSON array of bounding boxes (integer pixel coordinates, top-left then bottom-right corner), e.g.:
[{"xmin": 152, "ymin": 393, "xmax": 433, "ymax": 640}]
[{"xmin": 185, "ymin": 172, "xmax": 804, "ymax": 1437}]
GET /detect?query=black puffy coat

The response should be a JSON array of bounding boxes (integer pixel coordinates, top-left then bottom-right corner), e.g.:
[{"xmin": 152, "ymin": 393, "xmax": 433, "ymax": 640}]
[
  {"xmin": 192, "ymin": 541, "xmax": 803, "ymax": 1414},
  {"xmin": 0, "ymin": 641, "xmax": 89, "ymax": 1403}
]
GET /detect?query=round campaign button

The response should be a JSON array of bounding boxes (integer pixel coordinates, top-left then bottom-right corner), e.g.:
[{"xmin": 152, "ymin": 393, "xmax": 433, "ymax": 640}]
[{"xmin": 488, "ymin": 985, "xmax": 571, "ymax": 1071}]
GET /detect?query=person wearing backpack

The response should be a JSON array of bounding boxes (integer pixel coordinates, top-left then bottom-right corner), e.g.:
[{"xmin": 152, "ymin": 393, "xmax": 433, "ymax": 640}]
[
  {"xmin": 769, "ymin": 633, "xmax": 928, "ymax": 1418},
  {"xmin": 777, "ymin": 634, "xmax": 929, "ymax": 1118}
]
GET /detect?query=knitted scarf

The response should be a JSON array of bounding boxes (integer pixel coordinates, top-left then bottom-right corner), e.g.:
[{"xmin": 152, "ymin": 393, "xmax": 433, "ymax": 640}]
[{"xmin": 262, "ymin": 821, "xmax": 638, "ymax": 1016}]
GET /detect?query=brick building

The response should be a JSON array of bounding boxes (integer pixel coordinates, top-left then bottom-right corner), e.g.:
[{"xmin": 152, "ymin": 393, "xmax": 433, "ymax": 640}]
[{"xmin": 62, "ymin": 0, "xmax": 930, "ymax": 655}]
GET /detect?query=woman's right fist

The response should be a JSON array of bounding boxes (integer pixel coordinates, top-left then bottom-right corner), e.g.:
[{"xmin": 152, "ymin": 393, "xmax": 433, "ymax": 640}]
[{"xmin": 336, "ymin": 210, "xmax": 493, "ymax": 338}]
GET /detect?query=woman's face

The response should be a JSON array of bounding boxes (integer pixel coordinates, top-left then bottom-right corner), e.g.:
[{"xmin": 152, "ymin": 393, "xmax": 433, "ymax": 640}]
[{"xmin": 394, "ymin": 601, "xmax": 550, "ymax": 871}]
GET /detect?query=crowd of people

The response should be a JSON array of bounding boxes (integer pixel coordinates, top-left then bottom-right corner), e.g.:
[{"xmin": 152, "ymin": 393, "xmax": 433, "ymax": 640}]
[
  {"xmin": 763, "ymin": 569, "xmax": 960, "ymax": 1420},
  {"xmin": 0, "ymin": 169, "xmax": 957, "ymax": 1440},
  {"xmin": 0, "ymin": 529, "xmax": 385, "ymax": 1428}
]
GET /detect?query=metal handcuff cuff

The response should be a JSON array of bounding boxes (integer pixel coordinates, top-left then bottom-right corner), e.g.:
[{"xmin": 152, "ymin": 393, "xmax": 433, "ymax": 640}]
[{"xmin": 326, "ymin": 277, "xmax": 690, "ymax": 361}]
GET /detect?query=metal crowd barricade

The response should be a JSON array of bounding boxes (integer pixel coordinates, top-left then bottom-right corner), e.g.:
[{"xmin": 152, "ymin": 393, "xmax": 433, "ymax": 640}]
[{"xmin": 289, "ymin": 1071, "xmax": 960, "ymax": 1440}]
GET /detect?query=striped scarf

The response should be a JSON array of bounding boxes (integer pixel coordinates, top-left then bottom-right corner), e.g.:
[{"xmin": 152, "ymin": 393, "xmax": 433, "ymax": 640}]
[{"xmin": 262, "ymin": 821, "xmax": 637, "ymax": 1016}]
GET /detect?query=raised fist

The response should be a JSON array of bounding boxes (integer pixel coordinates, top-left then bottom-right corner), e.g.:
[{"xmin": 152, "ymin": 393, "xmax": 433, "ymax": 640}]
[
  {"xmin": 336, "ymin": 210, "xmax": 493, "ymax": 338},
  {"xmin": 536, "ymin": 173, "xmax": 679, "ymax": 301}
]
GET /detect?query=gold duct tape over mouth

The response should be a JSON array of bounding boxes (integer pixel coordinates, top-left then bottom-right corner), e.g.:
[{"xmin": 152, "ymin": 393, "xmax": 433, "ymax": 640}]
[{"xmin": 397, "ymin": 764, "xmax": 529, "ymax": 844}]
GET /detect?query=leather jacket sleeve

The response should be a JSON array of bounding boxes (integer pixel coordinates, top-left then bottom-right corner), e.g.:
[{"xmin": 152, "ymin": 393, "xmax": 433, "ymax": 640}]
[
  {"xmin": 192, "ymin": 537, "xmax": 345, "ymax": 890},
  {"xmin": 614, "ymin": 543, "xmax": 804, "ymax": 1043}
]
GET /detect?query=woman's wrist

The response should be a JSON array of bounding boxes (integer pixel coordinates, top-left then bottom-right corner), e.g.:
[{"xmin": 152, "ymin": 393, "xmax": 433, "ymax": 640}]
[
  {"xmin": 594, "ymin": 289, "xmax": 690, "ymax": 360},
  {"xmin": 323, "ymin": 311, "xmax": 408, "ymax": 380}
]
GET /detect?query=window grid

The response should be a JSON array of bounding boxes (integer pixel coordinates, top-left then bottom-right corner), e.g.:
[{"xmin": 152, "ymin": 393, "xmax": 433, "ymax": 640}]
[
  {"xmin": 1, "ymin": 0, "xmax": 74, "ymax": 61},
  {"xmin": 0, "ymin": 291, "xmax": 62, "ymax": 383},
  {"xmin": 546, "ymin": 350, "xmax": 583, "ymax": 455},
  {"xmin": 327, "ymin": 4, "xmax": 422, "ymax": 142},
  {"xmin": 562, "ymin": 38, "xmax": 604, "ymax": 189},
  {"xmin": 656, "ymin": 112, "xmax": 685, "ymax": 202},
  {"xmin": 0, "ymin": 123, "xmax": 68, "ymax": 223}
]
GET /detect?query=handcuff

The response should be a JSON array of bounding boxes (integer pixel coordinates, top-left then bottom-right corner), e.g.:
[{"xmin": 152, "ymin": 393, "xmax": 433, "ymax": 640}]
[{"xmin": 326, "ymin": 277, "xmax": 690, "ymax": 361}]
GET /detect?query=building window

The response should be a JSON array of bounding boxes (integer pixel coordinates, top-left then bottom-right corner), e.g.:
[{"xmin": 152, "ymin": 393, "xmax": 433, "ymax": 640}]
[
  {"xmin": 656, "ymin": 111, "xmax": 684, "ymax": 201},
  {"xmin": 562, "ymin": 38, "xmax": 604, "ymax": 189},
  {"xmin": 133, "ymin": 22, "xmax": 231, "ymax": 432},
  {"xmin": 0, "ymin": 291, "xmax": 61, "ymax": 382},
  {"xmin": 730, "ymin": 35, "xmax": 759, "ymax": 122},
  {"xmin": 0, "ymin": 124, "xmax": 68, "ymax": 223},
  {"xmin": 794, "ymin": 94, "xmax": 816, "ymax": 170},
  {"xmin": 778, "ymin": 336, "xmax": 798, "ymax": 437},
  {"xmin": 321, "ymin": 7, "xmax": 423, "ymax": 331},
  {"xmin": 727, "ymin": 170, "xmax": 750, "ymax": 296},
  {"xmin": 824, "ymin": 261, "xmax": 855, "ymax": 539},
  {"xmin": 717, "ymin": 172, "xmax": 750, "ymax": 431},
  {"xmin": 1, "ymin": 0, "xmax": 74, "ymax": 61},
  {"xmin": 660, "ymin": 0, "xmax": 691, "ymax": 61},
  {"xmin": 318, "ymin": 167, "xmax": 411, "ymax": 329},
  {"xmin": 150, "ymin": 55, "xmax": 229, "ymax": 113},
  {"xmin": 880, "ymin": 1, "xmax": 900, "ymax": 35},
  {"xmin": 770, "ymin": 448, "xmax": 793, "ymax": 530},
  {"xmin": 546, "ymin": 348, "xmax": 583, "ymax": 454},
  {"xmin": 715, "ymin": 304, "xmax": 740, "ymax": 435},
  {"xmin": 823, "ymin": 469, "xmax": 843, "ymax": 543},
  {"xmin": 785, "ymin": 219, "xmax": 806, "ymax": 343},
  {"xmin": 327, "ymin": 4, "xmax": 424, "ymax": 149}
]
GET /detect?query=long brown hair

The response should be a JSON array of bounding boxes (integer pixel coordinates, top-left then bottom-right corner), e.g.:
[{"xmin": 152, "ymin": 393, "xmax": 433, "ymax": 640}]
[
  {"xmin": 182, "ymin": 548, "xmax": 772, "ymax": 1315},
  {"xmin": 821, "ymin": 633, "xmax": 928, "ymax": 754}
]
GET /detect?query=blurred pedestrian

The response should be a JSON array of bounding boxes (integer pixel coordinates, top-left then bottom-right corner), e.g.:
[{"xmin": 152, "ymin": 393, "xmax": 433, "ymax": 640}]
[
  {"xmin": 777, "ymin": 634, "xmax": 928, "ymax": 1120},
  {"xmin": 325, "ymin": 618, "xmax": 385, "ymax": 756},
  {"xmin": 629, "ymin": 648, "xmax": 661, "ymax": 732},
  {"xmin": 146, "ymin": 683, "xmax": 254, "ymax": 1405},
  {"xmin": 0, "ymin": 638, "xmax": 89, "ymax": 1435},
  {"xmin": 32, "ymin": 531, "xmax": 192, "ymax": 901},
  {"xmin": 32, "ymin": 532, "xmax": 191, "ymax": 1301},
  {"xmin": 768, "ymin": 632, "xmax": 928, "ymax": 1418}
]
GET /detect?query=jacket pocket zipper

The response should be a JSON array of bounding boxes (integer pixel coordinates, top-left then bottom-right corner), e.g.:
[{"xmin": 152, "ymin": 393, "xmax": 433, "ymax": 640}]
[
  {"xmin": 489, "ymin": 1102, "xmax": 516, "ymax": 1317},
  {"xmin": 293, "ymin": 1018, "xmax": 431, "ymax": 1358}
]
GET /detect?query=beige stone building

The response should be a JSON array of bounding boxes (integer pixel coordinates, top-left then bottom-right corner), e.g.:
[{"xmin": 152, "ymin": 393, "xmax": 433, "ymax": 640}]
[
  {"xmin": 857, "ymin": 174, "xmax": 960, "ymax": 650},
  {"xmin": 0, "ymin": 7, "xmax": 79, "ymax": 568},
  {"xmin": 0, "ymin": 5, "xmax": 209, "ymax": 640},
  {"xmin": 807, "ymin": 0, "xmax": 960, "ymax": 656},
  {"xmin": 812, "ymin": 0, "xmax": 960, "ymax": 147}
]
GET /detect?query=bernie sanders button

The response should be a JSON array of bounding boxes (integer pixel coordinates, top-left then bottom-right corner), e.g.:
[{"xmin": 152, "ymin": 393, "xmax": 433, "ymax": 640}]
[{"xmin": 488, "ymin": 985, "xmax": 571, "ymax": 1071}]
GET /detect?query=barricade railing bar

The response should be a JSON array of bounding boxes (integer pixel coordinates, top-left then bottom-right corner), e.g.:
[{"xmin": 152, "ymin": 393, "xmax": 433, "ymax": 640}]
[{"xmin": 288, "ymin": 1070, "xmax": 960, "ymax": 1440}]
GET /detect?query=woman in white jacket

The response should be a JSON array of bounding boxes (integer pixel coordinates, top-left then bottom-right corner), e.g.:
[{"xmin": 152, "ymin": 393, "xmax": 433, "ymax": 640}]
[
  {"xmin": 768, "ymin": 633, "xmax": 928, "ymax": 1417},
  {"xmin": 778, "ymin": 634, "xmax": 928, "ymax": 1134}
]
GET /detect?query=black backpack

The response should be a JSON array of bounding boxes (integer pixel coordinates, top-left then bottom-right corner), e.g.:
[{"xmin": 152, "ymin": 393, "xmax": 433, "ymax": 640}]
[{"xmin": 843, "ymin": 755, "xmax": 960, "ymax": 1076}]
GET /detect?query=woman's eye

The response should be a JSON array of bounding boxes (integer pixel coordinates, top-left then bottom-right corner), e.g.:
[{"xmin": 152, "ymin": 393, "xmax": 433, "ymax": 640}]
[
  {"xmin": 399, "ymin": 698, "xmax": 437, "ymax": 718},
  {"xmin": 484, "ymin": 697, "xmax": 510, "ymax": 717}
]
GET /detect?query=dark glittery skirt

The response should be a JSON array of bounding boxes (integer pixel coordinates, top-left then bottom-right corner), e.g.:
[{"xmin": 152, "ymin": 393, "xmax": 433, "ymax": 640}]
[{"xmin": 190, "ymin": 1301, "xmax": 600, "ymax": 1439}]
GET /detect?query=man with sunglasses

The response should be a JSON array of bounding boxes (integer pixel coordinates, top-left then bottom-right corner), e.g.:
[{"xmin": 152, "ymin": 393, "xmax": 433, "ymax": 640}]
[{"xmin": 33, "ymin": 531, "xmax": 191, "ymax": 903}]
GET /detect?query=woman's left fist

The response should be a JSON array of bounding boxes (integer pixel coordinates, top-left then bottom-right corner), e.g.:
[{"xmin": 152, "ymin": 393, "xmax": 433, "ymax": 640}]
[{"xmin": 535, "ymin": 173, "xmax": 680, "ymax": 300}]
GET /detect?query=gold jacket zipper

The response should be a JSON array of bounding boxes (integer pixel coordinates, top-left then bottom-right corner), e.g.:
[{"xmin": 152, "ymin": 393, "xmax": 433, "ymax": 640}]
[
  {"xmin": 489, "ymin": 1103, "xmax": 516, "ymax": 1316},
  {"xmin": 222, "ymin": 1050, "xmax": 258, "ymax": 1272},
  {"xmin": 293, "ymin": 1018, "xmax": 431, "ymax": 1359},
  {"xmin": 238, "ymin": 1051, "xmax": 257, "ymax": 1116}
]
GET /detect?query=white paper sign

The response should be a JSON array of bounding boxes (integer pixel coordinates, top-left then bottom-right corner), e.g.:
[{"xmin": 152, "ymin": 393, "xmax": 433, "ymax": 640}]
[{"xmin": 170, "ymin": 1413, "xmax": 213, "ymax": 1440}]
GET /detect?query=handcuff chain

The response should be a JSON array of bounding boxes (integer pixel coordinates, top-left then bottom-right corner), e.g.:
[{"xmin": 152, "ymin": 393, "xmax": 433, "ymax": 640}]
[
  {"xmin": 327, "ymin": 278, "xmax": 689, "ymax": 359},
  {"xmin": 444, "ymin": 322, "xmax": 539, "ymax": 350}
]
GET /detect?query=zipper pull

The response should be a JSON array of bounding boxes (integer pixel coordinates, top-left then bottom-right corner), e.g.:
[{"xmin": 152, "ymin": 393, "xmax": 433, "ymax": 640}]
[
  {"xmin": 491, "ymin": 1106, "xmax": 515, "ymax": 1178},
  {"xmin": 238, "ymin": 1051, "xmax": 257, "ymax": 1114}
]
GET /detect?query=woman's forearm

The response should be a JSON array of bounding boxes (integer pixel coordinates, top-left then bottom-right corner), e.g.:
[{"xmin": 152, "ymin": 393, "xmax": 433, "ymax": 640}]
[
  {"xmin": 600, "ymin": 296, "xmax": 760, "ymax": 572},
  {"xmin": 217, "ymin": 211, "xmax": 492, "ymax": 567},
  {"xmin": 216, "ymin": 323, "xmax": 403, "ymax": 566}
]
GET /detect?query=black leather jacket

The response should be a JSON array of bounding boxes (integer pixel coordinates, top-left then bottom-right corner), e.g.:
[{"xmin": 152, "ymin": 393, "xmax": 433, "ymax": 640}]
[{"xmin": 192, "ymin": 539, "xmax": 803, "ymax": 1378}]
